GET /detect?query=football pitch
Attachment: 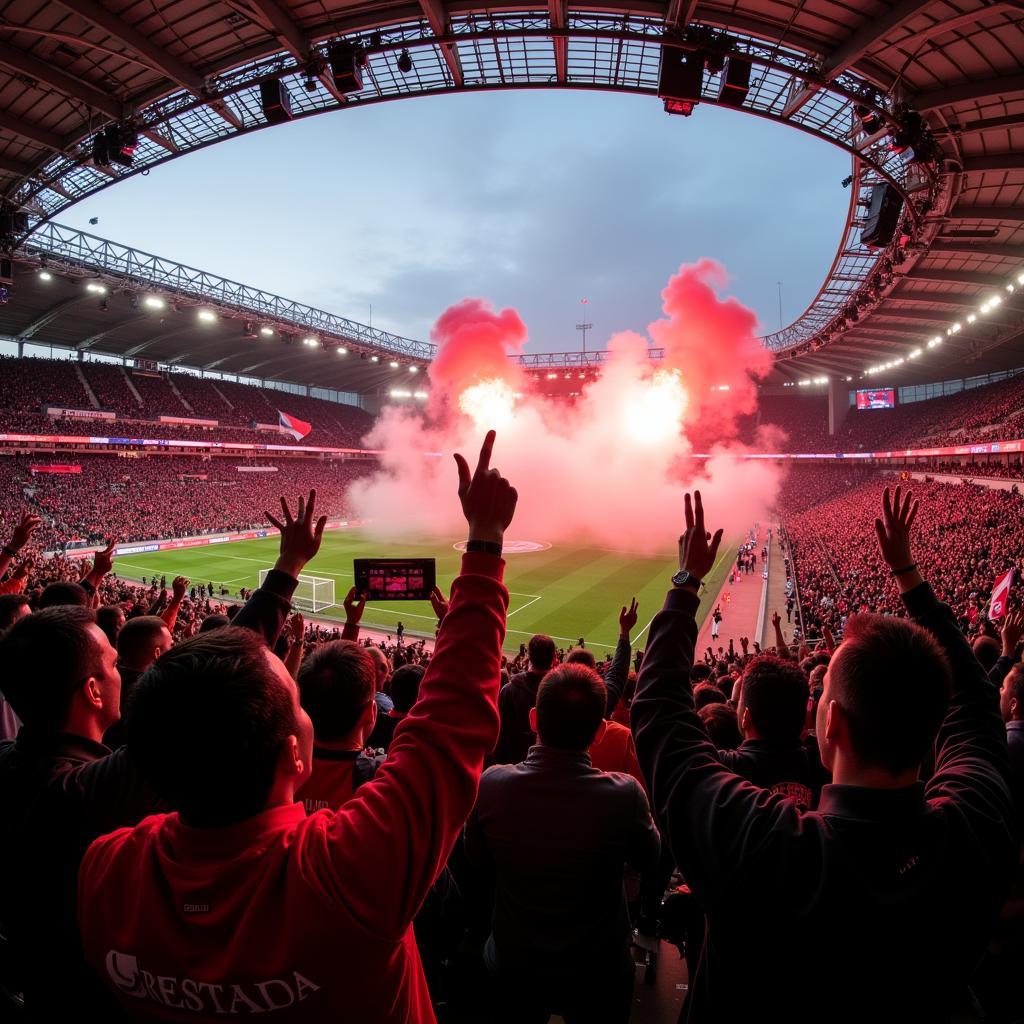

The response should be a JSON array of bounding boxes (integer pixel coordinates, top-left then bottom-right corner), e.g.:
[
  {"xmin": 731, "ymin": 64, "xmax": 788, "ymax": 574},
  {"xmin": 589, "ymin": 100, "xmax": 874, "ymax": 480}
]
[{"xmin": 113, "ymin": 529, "xmax": 733, "ymax": 651}]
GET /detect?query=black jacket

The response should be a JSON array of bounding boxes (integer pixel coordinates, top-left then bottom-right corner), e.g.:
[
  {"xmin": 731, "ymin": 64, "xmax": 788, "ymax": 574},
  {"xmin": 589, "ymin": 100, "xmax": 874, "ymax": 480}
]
[
  {"xmin": 632, "ymin": 581, "xmax": 1017, "ymax": 1023},
  {"xmin": 0, "ymin": 568, "xmax": 298, "ymax": 1017},
  {"xmin": 718, "ymin": 737, "xmax": 829, "ymax": 810},
  {"xmin": 465, "ymin": 745, "xmax": 660, "ymax": 978}
]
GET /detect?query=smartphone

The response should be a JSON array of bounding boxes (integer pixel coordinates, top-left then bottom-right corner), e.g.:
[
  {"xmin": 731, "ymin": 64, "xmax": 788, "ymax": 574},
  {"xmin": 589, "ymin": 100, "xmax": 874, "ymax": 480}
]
[{"xmin": 354, "ymin": 558, "xmax": 436, "ymax": 601}]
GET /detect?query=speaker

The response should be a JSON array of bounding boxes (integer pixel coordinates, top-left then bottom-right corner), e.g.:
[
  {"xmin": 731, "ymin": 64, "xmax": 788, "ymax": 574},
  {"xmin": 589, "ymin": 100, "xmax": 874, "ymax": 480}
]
[
  {"xmin": 658, "ymin": 46, "xmax": 703, "ymax": 103},
  {"xmin": 328, "ymin": 43, "xmax": 363, "ymax": 94},
  {"xmin": 260, "ymin": 80, "xmax": 293, "ymax": 124},
  {"xmin": 717, "ymin": 56, "xmax": 751, "ymax": 107},
  {"xmin": 861, "ymin": 184, "xmax": 903, "ymax": 248}
]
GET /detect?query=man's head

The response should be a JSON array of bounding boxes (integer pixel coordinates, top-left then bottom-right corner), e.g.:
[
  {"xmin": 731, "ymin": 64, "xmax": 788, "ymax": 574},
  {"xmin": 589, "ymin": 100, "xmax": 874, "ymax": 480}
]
[
  {"xmin": 389, "ymin": 664, "xmax": 424, "ymax": 714},
  {"xmin": 699, "ymin": 702, "xmax": 742, "ymax": 749},
  {"xmin": 117, "ymin": 615, "xmax": 173, "ymax": 672},
  {"xmin": 38, "ymin": 581, "xmax": 90, "ymax": 609},
  {"xmin": 694, "ymin": 682, "xmax": 727, "ymax": 710},
  {"xmin": 528, "ymin": 634, "xmax": 557, "ymax": 673},
  {"xmin": 297, "ymin": 640, "xmax": 377, "ymax": 743},
  {"xmin": 365, "ymin": 646, "xmax": 391, "ymax": 692},
  {"xmin": 0, "ymin": 593, "xmax": 30, "ymax": 632},
  {"xmin": 736, "ymin": 656, "xmax": 809, "ymax": 744},
  {"xmin": 817, "ymin": 614, "xmax": 951, "ymax": 780},
  {"xmin": 999, "ymin": 664, "xmax": 1023, "ymax": 723},
  {"xmin": 565, "ymin": 648, "xmax": 597, "ymax": 671},
  {"xmin": 95, "ymin": 604, "xmax": 126, "ymax": 646},
  {"xmin": 126, "ymin": 626, "xmax": 312, "ymax": 827},
  {"xmin": 0, "ymin": 606, "xmax": 120, "ymax": 737},
  {"xmin": 972, "ymin": 634, "xmax": 1000, "ymax": 672},
  {"xmin": 529, "ymin": 664, "xmax": 607, "ymax": 751},
  {"xmin": 199, "ymin": 613, "xmax": 230, "ymax": 632}
]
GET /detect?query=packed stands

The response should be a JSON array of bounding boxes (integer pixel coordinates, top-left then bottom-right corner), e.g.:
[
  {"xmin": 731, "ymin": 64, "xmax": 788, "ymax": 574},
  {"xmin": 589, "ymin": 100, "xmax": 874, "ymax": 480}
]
[{"xmin": 0, "ymin": 356, "xmax": 375, "ymax": 448}]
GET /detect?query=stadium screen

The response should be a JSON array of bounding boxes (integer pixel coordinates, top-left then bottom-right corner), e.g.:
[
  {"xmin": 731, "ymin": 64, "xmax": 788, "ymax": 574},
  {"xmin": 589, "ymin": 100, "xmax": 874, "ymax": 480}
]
[
  {"xmin": 354, "ymin": 558, "xmax": 436, "ymax": 601},
  {"xmin": 855, "ymin": 388, "xmax": 896, "ymax": 410}
]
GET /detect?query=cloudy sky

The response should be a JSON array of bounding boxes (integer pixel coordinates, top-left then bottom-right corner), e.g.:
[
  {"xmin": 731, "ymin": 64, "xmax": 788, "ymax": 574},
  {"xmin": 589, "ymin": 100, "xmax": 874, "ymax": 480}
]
[{"xmin": 59, "ymin": 89, "xmax": 850, "ymax": 355}]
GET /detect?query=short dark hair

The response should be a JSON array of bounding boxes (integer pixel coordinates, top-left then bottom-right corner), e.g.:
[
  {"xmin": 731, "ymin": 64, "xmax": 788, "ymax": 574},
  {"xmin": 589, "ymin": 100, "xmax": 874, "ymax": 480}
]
[
  {"xmin": 38, "ymin": 581, "xmax": 90, "ymax": 609},
  {"xmin": 95, "ymin": 605, "xmax": 124, "ymax": 645},
  {"xmin": 389, "ymin": 664, "xmax": 424, "ymax": 714},
  {"xmin": 971, "ymin": 635, "xmax": 1000, "ymax": 672},
  {"xmin": 535, "ymin": 664, "xmax": 606, "ymax": 750},
  {"xmin": 297, "ymin": 640, "xmax": 375, "ymax": 741},
  {"xmin": 528, "ymin": 634, "xmax": 557, "ymax": 672},
  {"xmin": 691, "ymin": 664, "xmax": 712, "ymax": 683},
  {"xmin": 199, "ymin": 614, "xmax": 230, "ymax": 632},
  {"xmin": 829, "ymin": 613, "xmax": 952, "ymax": 776},
  {"xmin": 565, "ymin": 648, "xmax": 597, "ymax": 671},
  {"xmin": 0, "ymin": 593, "xmax": 30, "ymax": 631},
  {"xmin": 694, "ymin": 682, "xmax": 727, "ymax": 710},
  {"xmin": 699, "ymin": 702, "xmax": 742, "ymax": 750},
  {"xmin": 740, "ymin": 655, "xmax": 809, "ymax": 743},
  {"xmin": 117, "ymin": 615, "xmax": 168, "ymax": 669},
  {"xmin": 126, "ymin": 627, "xmax": 294, "ymax": 827},
  {"xmin": 0, "ymin": 606, "xmax": 101, "ymax": 732}
]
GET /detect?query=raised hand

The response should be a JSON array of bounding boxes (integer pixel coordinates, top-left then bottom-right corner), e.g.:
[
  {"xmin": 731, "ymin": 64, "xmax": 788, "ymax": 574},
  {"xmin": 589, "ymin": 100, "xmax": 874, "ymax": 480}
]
[
  {"xmin": 429, "ymin": 585, "xmax": 450, "ymax": 624},
  {"xmin": 619, "ymin": 597, "xmax": 639, "ymax": 636},
  {"xmin": 678, "ymin": 491, "xmax": 723, "ymax": 581},
  {"xmin": 453, "ymin": 430, "xmax": 518, "ymax": 544},
  {"xmin": 1000, "ymin": 607, "xmax": 1024, "ymax": 656},
  {"xmin": 8, "ymin": 513, "xmax": 42, "ymax": 552},
  {"xmin": 771, "ymin": 610, "xmax": 781, "ymax": 629},
  {"xmin": 266, "ymin": 490, "xmax": 327, "ymax": 579},
  {"xmin": 874, "ymin": 485, "xmax": 918, "ymax": 569},
  {"xmin": 288, "ymin": 611, "xmax": 305, "ymax": 643},
  {"xmin": 91, "ymin": 539, "xmax": 117, "ymax": 579},
  {"xmin": 343, "ymin": 586, "xmax": 367, "ymax": 626},
  {"xmin": 171, "ymin": 576, "xmax": 189, "ymax": 602}
]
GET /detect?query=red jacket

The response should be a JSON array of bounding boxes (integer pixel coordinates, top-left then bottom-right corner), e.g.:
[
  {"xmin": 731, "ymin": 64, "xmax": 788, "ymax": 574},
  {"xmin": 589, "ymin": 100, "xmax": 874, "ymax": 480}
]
[{"xmin": 77, "ymin": 552, "xmax": 507, "ymax": 1022}]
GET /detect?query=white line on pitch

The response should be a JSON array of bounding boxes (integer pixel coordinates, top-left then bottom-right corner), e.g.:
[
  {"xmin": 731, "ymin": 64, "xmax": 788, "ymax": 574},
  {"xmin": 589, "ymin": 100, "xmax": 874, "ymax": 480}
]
[{"xmin": 506, "ymin": 594, "xmax": 542, "ymax": 617}]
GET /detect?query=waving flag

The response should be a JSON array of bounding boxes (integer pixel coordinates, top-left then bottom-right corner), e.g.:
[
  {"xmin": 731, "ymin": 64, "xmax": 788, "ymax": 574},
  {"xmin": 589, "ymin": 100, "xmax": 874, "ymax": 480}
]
[
  {"xmin": 278, "ymin": 410, "xmax": 312, "ymax": 442},
  {"xmin": 989, "ymin": 568, "xmax": 1014, "ymax": 620}
]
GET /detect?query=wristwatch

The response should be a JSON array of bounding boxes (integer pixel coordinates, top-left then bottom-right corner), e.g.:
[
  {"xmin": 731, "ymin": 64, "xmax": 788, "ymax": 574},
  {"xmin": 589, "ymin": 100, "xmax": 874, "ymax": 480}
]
[{"xmin": 671, "ymin": 569, "xmax": 702, "ymax": 590}]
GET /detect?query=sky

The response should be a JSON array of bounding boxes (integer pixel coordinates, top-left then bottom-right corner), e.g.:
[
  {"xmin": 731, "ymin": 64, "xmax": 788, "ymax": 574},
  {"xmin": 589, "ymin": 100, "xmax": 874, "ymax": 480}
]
[{"xmin": 58, "ymin": 89, "xmax": 851, "ymax": 355}]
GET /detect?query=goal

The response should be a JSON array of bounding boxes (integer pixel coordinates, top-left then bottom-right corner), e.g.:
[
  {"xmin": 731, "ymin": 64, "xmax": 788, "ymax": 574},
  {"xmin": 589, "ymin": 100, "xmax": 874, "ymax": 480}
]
[{"xmin": 258, "ymin": 569, "xmax": 335, "ymax": 613}]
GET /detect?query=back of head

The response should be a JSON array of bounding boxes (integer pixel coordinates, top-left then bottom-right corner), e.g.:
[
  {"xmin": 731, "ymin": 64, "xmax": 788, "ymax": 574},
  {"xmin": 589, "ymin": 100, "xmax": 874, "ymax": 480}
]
[
  {"xmin": 694, "ymin": 682, "xmax": 727, "ymax": 710},
  {"xmin": 528, "ymin": 634, "xmax": 557, "ymax": 673},
  {"xmin": 971, "ymin": 634, "xmax": 1000, "ymax": 672},
  {"xmin": 95, "ymin": 605, "xmax": 125, "ymax": 646},
  {"xmin": 690, "ymin": 663, "xmax": 712, "ymax": 684},
  {"xmin": 0, "ymin": 593, "xmax": 31, "ymax": 632},
  {"xmin": 699, "ymin": 702, "xmax": 742, "ymax": 750},
  {"xmin": 199, "ymin": 614, "xmax": 230, "ymax": 633},
  {"xmin": 389, "ymin": 664, "xmax": 424, "ymax": 714},
  {"xmin": 825, "ymin": 613, "xmax": 952, "ymax": 777},
  {"xmin": 126, "ymin": 626, "xmax": 294, "ymax": 826},
  {"xmin": 38, "ymin": 581, "xmax": 89, "ymax": 609},
  {"xmin": 739, "ymin": 655, "xmax": 809, "ymax": 744},
  {"xmin": 535, "ymin": 664, "xmax": 606, "ymax": 750},
  {"xmin": 117, "ymin": 615, "xmax": 169, "ymax": 671},
  {"xmin": 0, "ymin": 606, "xmax": 100, "ymax": 732},
  {"xmin": 297, "ymin": 639, "xmax": 375, "ymax": 742},
  {"xmin": 565, "ymin": 648, "xmax": 597, "ymax": 671},
  {"xmin": 366, "ymin": 646, "xmax": 391, "ymax": 690}
]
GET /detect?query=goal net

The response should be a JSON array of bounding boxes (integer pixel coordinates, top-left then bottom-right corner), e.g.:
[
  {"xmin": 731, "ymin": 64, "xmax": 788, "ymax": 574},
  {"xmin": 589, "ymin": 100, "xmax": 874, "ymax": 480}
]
[{"xmin": 258, "ymin": 569, "xmax": 335, "ymax": 613}]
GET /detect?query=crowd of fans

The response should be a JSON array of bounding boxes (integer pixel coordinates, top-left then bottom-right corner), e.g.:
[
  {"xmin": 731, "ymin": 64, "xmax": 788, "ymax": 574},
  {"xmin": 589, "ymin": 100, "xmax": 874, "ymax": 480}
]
[
  {"xmin": 0, "ymin": 429, "xmax": 1018, "ymax": 1024},
  {"xmin": 0, "ymin": 356, "xmax": 375, "ymax": 448},
  {"xmin": 0, "ymin": 455, "xmax": 373, "ymax": 547}
]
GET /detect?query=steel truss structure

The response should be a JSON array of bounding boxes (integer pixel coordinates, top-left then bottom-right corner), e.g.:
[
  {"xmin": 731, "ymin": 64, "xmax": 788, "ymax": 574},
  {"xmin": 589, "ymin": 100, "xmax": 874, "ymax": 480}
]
[
  {"xmin": 19, "ymin": 220, "xmax": 435, "ymax": 361},
  {"xmin": 5, "ymin": 17, "xmax": 943, "ymax": 360}
]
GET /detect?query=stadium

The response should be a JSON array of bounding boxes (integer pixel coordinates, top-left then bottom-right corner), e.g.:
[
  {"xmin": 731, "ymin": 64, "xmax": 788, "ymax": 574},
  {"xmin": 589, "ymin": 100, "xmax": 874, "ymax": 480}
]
[{"xmin": 0, "ymin": 0, "xmax": 1022, "ymax": 1022}]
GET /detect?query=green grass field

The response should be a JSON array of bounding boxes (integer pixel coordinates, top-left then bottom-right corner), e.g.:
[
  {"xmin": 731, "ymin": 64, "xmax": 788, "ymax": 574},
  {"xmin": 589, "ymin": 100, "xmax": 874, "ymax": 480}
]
[{"xmin": 114, "ymin": 529, "xmax": 733, "ymax": 651}]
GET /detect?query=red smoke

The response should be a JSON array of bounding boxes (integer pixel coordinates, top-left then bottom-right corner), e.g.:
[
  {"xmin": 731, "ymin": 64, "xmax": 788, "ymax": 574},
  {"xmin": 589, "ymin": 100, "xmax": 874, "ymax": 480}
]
[{"xmin": 351, "ymin": 262, "xmax": 783, "ymax": 552}]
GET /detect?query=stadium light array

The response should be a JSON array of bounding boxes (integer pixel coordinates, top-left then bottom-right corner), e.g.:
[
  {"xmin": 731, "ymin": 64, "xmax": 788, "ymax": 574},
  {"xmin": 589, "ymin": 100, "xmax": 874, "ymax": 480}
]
[
  {"xmin": 303, "ymin": 336, "xmax": 318, "ymax": 347},
  {"xmin": 143, "ymin": 296, "xmax": 165, "ymax": 310},
  {"xmin": 413, "ymin": 391, "xmax": 428, "ymax": 400},
  {"xmin": 197, "ymin": 309, "xmax": 216, "ymax": 323},
  {"xmin": 370, "ymin": 356, "xmax": 379, "ymax": 363},
  {"xmin": 337, "ymin": 346, "xmax": 347, "ymax": 355},
  {"xmin": 86, "ymin": 282, "xmax": 107, "ymax": 295},
  {"xmin": 389, "ymin": 361, "xmax": 400, "ymax": 368},
  {"xmin": 38, "ymin": 270, "xmax": 52, "ymax": 282},
  {"xmin": 409, "ymin": 366, "xmax": 418, "ymax": 373},
  {"xmin": 260, "ymin": 326, "xmax": 274, "ymax": 337}
]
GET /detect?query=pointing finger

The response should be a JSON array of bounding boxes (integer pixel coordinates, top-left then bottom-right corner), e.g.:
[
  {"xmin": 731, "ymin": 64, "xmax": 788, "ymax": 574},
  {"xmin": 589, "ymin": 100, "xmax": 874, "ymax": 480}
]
[{"xmin": 476, "ymin": 429, "xmax": 496, "ymax": 475}]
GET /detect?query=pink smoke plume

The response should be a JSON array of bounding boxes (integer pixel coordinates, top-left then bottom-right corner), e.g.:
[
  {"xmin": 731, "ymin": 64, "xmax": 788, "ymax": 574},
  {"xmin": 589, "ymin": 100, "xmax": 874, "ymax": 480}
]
[{"xmin": 351, "ymin": 262, "xmax": 783, "ymax": 553}]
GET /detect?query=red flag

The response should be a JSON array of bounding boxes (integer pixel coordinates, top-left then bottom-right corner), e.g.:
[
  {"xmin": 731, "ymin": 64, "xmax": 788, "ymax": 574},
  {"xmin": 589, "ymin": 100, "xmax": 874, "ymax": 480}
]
[
  {"xmin": 989, "ymin": 568, "xmax": 1014, "ymax": 620},
  {"xmin": 277, "ymin": 410, "xmax": 312, "ymax": 442}
]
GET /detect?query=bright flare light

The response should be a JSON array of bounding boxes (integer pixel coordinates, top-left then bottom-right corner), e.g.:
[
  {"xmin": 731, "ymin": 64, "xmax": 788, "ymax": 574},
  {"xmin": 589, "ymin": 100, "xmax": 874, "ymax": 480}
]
[
  {"xmin": 624, "ymin": 369, "xmax": 687, "ymax": 444},
  {"xmin": 458, "ymin": 378, "xmax": 517, "ymax": 429}
]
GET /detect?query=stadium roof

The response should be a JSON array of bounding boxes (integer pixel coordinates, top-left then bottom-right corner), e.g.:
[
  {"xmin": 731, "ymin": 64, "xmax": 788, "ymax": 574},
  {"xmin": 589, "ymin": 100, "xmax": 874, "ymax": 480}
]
[{"xmin": 0, "ymin": 0, "xmax": 1022, "ymax": 388}]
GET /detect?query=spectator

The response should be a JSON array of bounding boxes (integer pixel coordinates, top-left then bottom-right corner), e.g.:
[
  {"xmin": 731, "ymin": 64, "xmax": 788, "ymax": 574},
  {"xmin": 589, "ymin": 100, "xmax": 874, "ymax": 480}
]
[
  {"xmin": 492, "ymin": 633, "xmax": 557, "ymax": 765},
  {"xmin": 698, "ymin": 702, "xmax": 741, "ymax": 750},
  {"xmin": 76, "ymin": 432, "xmax": 517, "ymax": 1023},
  {"xmin": 104, "ymin": 615, "xmax": 174, "ymax": 749},
  {"xmin": 367, "ymin": 664, "xmax": 424, "ymax": 752},
  {"xmin": 465, "ymin": 663, "xmax": 660, "ymax": 1023},
  {"xmin": 95, "ymin": 603, "xmax": 126, "ymax": 646},
  {"xmin": 999, "ymin": 663, "xmax": 1024, "ymax": 832},
  {"xmin": 631, "ymin": 487, "xmax": 1017, "ymax": 1021}
]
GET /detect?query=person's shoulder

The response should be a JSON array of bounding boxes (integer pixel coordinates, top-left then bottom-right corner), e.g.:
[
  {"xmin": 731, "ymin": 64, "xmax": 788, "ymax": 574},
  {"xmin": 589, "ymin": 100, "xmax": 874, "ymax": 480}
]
[{"xmin": 81, "ymin": 812, "xmax": 170, "ymax": 873}]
